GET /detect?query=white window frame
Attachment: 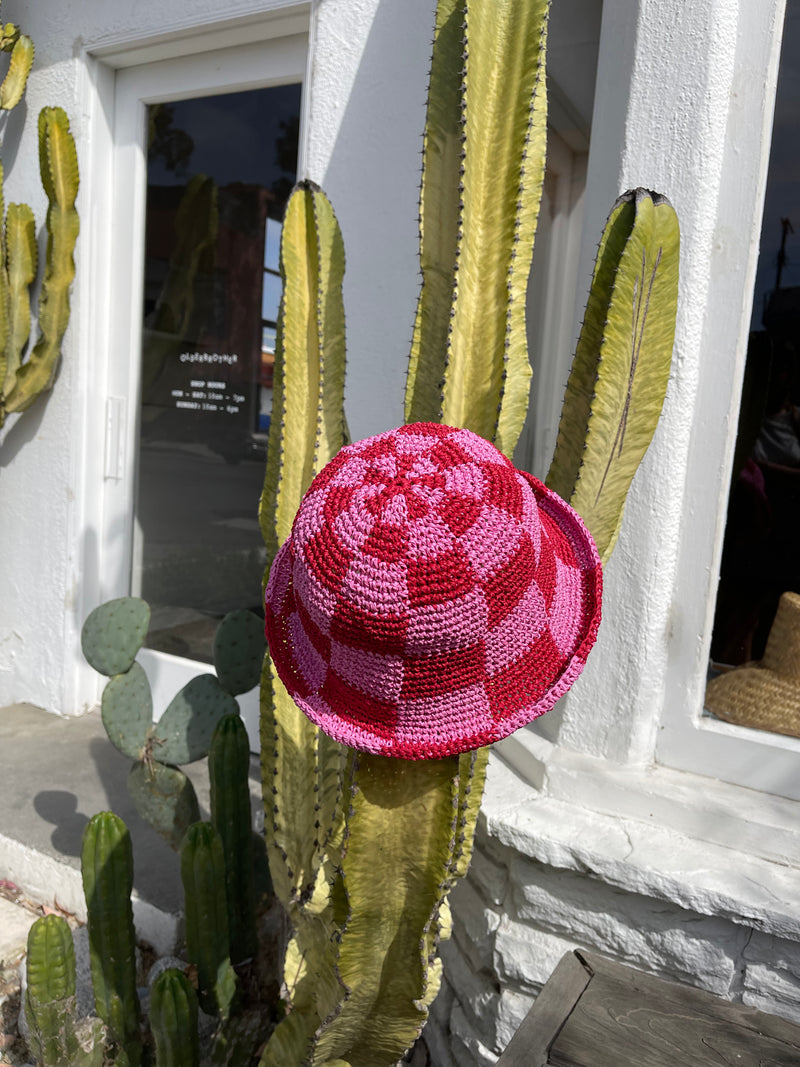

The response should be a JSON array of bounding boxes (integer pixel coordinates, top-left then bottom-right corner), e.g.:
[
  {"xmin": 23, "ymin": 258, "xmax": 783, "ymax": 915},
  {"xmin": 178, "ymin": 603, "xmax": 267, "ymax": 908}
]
[{"xmin": 656, "ymin": 0, "xmax": 798, "ymax": 801}]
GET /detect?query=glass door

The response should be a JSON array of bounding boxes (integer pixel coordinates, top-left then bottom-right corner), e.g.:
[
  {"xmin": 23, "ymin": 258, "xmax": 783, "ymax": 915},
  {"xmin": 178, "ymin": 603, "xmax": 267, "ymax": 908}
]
[{"xmin": 109, "ymin": 37, "xmax": 307, "ymax": 748}]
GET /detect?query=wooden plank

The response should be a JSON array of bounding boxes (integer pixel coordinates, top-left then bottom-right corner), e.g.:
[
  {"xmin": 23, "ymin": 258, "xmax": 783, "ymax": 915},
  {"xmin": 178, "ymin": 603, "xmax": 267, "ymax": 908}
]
[
  {"xmin": 550, "ymin": 952, "xmax": 800, "ymax": 1067},
  {"xmin": 496, "ymin": 951, "xmax": 593, "ymax": 1066}
]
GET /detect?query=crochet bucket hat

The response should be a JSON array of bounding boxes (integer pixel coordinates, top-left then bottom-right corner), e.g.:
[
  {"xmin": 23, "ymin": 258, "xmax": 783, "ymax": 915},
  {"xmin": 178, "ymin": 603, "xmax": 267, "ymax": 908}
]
[
  {"xmin": 705, "ymin": 591, "xmax": 800, "ymax": 739},
  {"xmin": 265, "ymin": 422, "xmax": 602, "ymax": 758}
]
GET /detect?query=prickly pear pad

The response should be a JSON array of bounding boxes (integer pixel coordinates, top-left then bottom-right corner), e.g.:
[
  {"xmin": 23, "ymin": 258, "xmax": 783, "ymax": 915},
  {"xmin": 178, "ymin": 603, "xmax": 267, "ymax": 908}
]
[{"xmin": 265, "ymin": 423, "xmax": 602, "ymax": 758}]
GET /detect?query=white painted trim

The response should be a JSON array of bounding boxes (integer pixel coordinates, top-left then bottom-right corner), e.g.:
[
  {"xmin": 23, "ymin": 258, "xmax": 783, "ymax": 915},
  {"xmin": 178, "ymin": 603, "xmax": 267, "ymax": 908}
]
[
  {"xmin": 484, "ymin": 749, "xmax": 800, "ymax": 942},
  {"xmin": 63, "ymin": 53, "xmax": 119, "ymax": 715},
  {"xmin": 656, "ymin": 0, "xmax": 793, "ymax": 796},
  {"xmin": 86, "ymin": 2, "xmax": 310, "ymax": 67}
]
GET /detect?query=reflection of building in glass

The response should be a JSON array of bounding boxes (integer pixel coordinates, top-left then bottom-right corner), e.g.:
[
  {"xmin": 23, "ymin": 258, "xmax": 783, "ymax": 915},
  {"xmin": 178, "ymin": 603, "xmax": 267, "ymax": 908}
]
[{"xmin": 136, "ymin": 85, "xmax": 299, "ymax": 662}]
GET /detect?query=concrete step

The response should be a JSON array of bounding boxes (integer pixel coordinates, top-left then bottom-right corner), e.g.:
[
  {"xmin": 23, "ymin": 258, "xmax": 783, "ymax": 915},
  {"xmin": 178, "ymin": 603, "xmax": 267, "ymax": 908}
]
[{"xmin": 0, "ymin": 703, "xmax": 262, "ymax": 956}]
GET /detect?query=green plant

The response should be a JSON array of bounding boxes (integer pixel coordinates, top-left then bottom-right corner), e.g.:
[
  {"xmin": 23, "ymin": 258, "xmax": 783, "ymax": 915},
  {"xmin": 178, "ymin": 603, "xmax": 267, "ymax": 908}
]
[
  {"xmin": 209, "ymin": 713, "xmax": 259, "ymax": 964},
  {"xmin": 25, "ymin": 716, "xmax": 269, "ymax": 1065},
  {"xmin": 180, "ymin": 821, "xmax": 239, "ymax": 1019},
  {"xmin": 256, "ymin": 2, "xmax": 679, "ymax": 1065},
  {"xmin": 0, "ymin": 11, "xmax": 79, "ymax": 429},
  {"xmin": 150, "ymin": 968, "xmax": 200, "ymax": 1067},
  {"xmin": 81, "ymin": 812, "xmax": 142, "ymax": 1067},
  {"xmin": 81, "ymin": 599, "xmax": 264, "ymax": 849},
  {"xmin": 24, "ymin": 914, "xmax": 105, "ymax": 1067},
  {"xmin": 546, "ymin": 187, "xmax": 680, "ymax": 562},
  {"xmin": 58, "ymin": 1, "xmax": 679, "ymax": 1063}
]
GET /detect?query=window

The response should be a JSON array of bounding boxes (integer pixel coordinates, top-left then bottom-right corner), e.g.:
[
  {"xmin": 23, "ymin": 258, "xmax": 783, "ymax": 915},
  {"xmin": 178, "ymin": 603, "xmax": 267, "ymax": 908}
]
[
  {"xmin": 704, "ymin": 1, "xmax": 800, "ymax": 744},
  {"xmin": 657, "ymin": 0, "xmax": 800, "ymax": 802}
]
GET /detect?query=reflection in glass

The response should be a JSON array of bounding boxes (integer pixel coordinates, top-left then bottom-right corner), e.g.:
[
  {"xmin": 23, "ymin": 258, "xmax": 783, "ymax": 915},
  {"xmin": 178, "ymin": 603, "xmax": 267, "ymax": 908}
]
[
  {"xmin": 707, "ymin": 2, "xmax": 800, "ymax": 734},
  {"xmin": 136, "ymin": 84, "xmax": 301, "ymax": 662}
]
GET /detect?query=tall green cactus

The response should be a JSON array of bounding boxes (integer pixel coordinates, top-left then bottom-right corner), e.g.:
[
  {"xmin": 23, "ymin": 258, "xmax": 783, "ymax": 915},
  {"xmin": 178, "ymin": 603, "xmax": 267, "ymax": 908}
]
[
  {"xmin": 258, "ymin": 0, "xmax": 680, "ymax": 1063},
  {"xmin": 24, "ymin": 915, "xmax": 105, "ymax": 1067},
  {"xmin": 81, "ymin": 812, "xmax": 142, "ymax": 1067},
  {"xmin": 209, "ymin": 713, "xmax": 258, "ymax": 964},
  {"xmin": 150, "ymin": 968, "xmax": 200, "ymax": 1067},
  {"xmin": 181, "ymin": 821, "xmax": 239, "ymax": 1019},
  {"xmin": 407, "ymin": 0, "xmax": 549, "ymax": 457},
  {"xmin": 258, "ymin": 180, "xmax": 349, "ymax": 999},
  {"xmin": 0, "ymin": 18, "xmax": 80, "ymax": 428}
]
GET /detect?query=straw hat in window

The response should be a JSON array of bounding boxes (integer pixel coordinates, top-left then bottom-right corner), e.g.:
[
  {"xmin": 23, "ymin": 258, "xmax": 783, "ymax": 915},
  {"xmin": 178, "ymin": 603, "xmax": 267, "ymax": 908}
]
[{"xmin": 705, "ymin": 591, "xmax": 800, "ymax": 738}]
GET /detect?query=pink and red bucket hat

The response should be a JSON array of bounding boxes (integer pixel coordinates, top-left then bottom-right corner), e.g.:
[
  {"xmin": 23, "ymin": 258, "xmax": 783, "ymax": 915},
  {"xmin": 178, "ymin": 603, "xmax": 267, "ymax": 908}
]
[{"xmin": 265, "ymin": 423, "xmax": 602, "ymax": 759}]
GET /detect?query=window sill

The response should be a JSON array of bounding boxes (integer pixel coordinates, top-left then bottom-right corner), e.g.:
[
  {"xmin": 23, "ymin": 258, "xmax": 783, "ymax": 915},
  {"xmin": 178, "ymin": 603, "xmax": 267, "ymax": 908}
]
[{"xmin": 487, "ymin": 732, "xmax": 800, "ymax": 941}]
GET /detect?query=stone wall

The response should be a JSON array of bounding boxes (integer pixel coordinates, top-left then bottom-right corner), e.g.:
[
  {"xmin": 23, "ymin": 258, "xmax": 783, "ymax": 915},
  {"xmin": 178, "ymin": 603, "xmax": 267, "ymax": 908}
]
[
  {"xmin": 425, "ymin": 824, "xmax": 800, "ymax": 1066},
  {"xmin": 427, "ymin": 837, "xmax": 800, "ymax": 1065}
]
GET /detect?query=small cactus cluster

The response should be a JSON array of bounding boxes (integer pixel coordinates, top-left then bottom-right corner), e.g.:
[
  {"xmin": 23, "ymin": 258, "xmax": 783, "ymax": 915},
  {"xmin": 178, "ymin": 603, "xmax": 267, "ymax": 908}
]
[
  {"xmin": 25, "ymin": 713, "xmax": 266, "ymax": 1066},
  {"xmin": 81, "ymin": 599, "xmax": 265, "ymax": 849},
  {"xmin": 0, "ymin": 7, "xmax": 79, "ymax": 429}
]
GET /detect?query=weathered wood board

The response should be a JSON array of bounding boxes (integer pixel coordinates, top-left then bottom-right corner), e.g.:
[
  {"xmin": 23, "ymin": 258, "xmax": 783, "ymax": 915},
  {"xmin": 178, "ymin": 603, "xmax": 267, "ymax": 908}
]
[{"xmin": 497, "ymin": 950, "xmax": 800, "ymax": 1067}]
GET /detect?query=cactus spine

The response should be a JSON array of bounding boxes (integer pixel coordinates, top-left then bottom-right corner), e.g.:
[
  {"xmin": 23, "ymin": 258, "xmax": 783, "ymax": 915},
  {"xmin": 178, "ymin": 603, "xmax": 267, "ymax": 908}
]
[
  {"xmin": 181, "ymin": 821, "xmax": 239, "ymax": 1019},
  {"xmin": 81, "ymin": 812, "xmax": 142, "ymax": 1067},
  {"xmin": 0, "ymin": 52, "xmax": 80, "ymax": 425},
  {"xmin": 149, "ymin": 969, "xmax": 200, "ymax": 1067}
]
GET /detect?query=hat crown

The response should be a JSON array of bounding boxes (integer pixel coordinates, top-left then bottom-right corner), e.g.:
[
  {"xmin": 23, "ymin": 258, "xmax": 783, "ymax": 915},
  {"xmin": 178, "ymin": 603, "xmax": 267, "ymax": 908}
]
[
  {"xmin": 290, "ymin": 424, "xmax": 545, "ymax": 658},
  {"xmin": 761, "ymin": 592, "xmax": 800, "ymax": 680}
]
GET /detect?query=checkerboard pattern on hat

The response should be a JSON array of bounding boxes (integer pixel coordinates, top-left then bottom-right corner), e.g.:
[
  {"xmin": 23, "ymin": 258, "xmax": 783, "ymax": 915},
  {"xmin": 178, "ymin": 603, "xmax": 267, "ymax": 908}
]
[{"xmin": 265, "ymin": 422, "xmax": 602, "ymax": 759}]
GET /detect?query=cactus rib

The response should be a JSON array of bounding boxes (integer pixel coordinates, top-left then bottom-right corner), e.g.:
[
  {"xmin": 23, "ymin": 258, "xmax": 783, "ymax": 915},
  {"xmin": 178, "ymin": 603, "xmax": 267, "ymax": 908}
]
[{"xmin": 546, "ymin": 188, "xmax": 680, "ymax": 562}]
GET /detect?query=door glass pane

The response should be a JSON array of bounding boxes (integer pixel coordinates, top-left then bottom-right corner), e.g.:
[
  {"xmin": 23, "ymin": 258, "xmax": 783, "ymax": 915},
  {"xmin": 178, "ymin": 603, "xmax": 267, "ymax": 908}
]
[{"xmin": 136, "ymin": 83, "xmax": 301, "ymax": 662}]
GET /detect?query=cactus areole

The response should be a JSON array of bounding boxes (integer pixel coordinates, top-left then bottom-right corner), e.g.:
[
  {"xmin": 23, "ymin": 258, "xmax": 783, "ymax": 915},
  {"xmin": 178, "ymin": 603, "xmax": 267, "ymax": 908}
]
[{"xmin": 265, "ymin": 422, "xmax": 602, "ymax": 758}]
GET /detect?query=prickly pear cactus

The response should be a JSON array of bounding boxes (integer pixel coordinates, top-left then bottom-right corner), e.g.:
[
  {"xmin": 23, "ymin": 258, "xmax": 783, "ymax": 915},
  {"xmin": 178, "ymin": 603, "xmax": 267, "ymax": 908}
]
[
  {"xmin": 213, "ymin": 609, "xmax": 266, "ymax": 696},
  {"xmin": 155, "ymin": 674, "xmax": 239, "ymax": 764},
  {"xmin": 81, "ymin": 598, "xmax": 150, "ymax": 677},
  {"xmin": 0, "ymin": 11, "xmax": 80, "ymax": 429},
  {"xmin": 81, "ymin": 599, "xmax": 255, "ymax": 848},
  {"xmin": 101, "ymin": 662, "xmax": 153, "ymax": 759},
  {"xmin": 128, "ymin": 759, "xmax": 201, "ymax": 850}
]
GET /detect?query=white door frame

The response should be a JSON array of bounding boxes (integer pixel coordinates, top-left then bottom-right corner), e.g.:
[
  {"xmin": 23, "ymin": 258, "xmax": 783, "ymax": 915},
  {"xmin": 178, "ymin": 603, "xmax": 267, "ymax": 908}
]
[{"xmin": 86, "ymin": 27, "xmax": 308, "ymax": 748}]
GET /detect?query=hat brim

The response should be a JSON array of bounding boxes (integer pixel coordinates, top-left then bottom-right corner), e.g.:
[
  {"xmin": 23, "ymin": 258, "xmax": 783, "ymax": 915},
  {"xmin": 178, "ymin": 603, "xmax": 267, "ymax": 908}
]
[{"xmin": 265, "ymin": 471, "xmax": 601, "ymax": 760}]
